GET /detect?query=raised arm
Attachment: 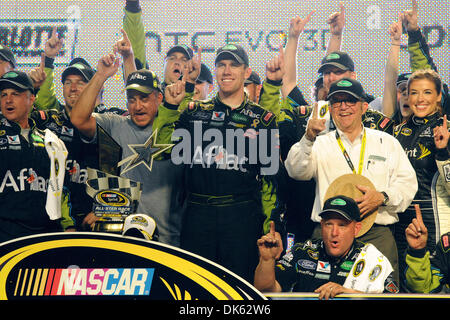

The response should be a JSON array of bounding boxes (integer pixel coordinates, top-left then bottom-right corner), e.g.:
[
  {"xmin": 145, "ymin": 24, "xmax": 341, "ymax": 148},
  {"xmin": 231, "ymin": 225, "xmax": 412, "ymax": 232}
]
[
  {"xmin": 326, "ymin": 2, "xmax": 345, "ymax": 54},
  {"xmin": 282, "ymin": 11, "xmax": 315, "ymax": 98},
  {"xmin": 30, "ymin": 27, "xmax": 64, "ymax": 110},
  {"xmin": 70, "ymin": 53, "xmax": 119, "ymax": 138},
  {"xmin": 382, "ymin": 16, "xmax": 402, "ymax": 118},
  {"xmin": 114, "ymin": 28, "xmax": 137, "ymax": 81},
  {"xmin": 403, "ymin": 0, "xmax": 437, "ymax": 72},
  {"xmin": 123, "ymin": 0, "xmax": 147, "ymax": 69},
  {"xmin": 254, "ymin": 222, "xmax": 283, "ymax": 292}
]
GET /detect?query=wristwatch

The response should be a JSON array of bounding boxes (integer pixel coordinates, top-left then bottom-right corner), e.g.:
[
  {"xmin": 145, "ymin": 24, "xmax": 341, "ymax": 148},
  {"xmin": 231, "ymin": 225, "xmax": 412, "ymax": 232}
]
[{"xmin": 381, "ymin": 191, "xmax": 389, "ymax": 206}]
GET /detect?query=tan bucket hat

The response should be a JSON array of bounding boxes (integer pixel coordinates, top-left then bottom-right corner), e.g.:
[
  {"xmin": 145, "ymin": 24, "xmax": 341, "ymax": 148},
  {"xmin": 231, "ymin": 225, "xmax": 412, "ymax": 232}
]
[{"xmin": 324, "ymin": 173, "xmax": 378, "ymax": 237}]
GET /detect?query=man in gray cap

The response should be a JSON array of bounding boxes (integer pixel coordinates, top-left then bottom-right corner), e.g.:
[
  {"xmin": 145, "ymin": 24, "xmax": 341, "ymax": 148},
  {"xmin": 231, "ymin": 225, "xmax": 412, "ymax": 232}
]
[{"xmin": 70, "ymin": 46, "xmax": 185, "ymax": 247}]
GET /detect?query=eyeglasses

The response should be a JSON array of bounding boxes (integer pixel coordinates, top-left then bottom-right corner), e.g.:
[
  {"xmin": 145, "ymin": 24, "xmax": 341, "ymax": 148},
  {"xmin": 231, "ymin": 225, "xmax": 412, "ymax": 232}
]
[{"xmin": 330, "ymin": 97, "xmax": 360, "ymax": 108}]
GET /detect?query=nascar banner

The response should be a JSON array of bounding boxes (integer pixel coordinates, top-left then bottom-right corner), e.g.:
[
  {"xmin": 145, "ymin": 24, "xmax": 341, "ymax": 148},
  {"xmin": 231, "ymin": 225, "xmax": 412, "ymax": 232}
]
[{"xmin": 0, "ymin": 232, "xmax": 266, "ymax": 300}]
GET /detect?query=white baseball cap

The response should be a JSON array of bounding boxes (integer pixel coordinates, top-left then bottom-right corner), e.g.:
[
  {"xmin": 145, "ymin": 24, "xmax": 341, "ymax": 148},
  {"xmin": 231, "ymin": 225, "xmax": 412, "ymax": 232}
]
[{"xmin": 122, "ymin": 214, "xmax": 158, "ymax": 241}]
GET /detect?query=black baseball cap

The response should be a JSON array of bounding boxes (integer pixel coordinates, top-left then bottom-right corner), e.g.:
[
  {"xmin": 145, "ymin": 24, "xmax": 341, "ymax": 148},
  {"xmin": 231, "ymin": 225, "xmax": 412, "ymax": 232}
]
[
  {"xmin": 396, "ymin": 72, "xmax": 412, "ymax": 87},
  {"xmin": 125, "ymin": 69, "xmax": 161, "ymax": 94},
  {"xmin": 244, "ymin": 70, "xmax": 261, "ymax": 85},
  {"xmin": 0, "ymin": 44, "xmax": 17, "ymax": 68},
  {"xmin": 61, "ymin": 57, "xmax": 95, "ymax": 83},
  {"xmin": 0, "ymin": 70, "xmax": 34, "ymax": 93},
  {"xmin": 166, "ymin": 44, "xmax": 193, "ymax": 60},
  {"xmin": 196, "ymin": 63, "xmax": 213, "ymax": 84},
  {"xmin": 215, "ymin": 44, "xmax": 249, "ymax": 66},
  {"xmin": 319, "ymin": 195, "xmax": 361, "ymax": 221},
  {"xmin": 314, "ymin": 76, "xmax": 324, "ymax": 88},
  {"xmin": 318, "ymin": 51, "xmax": 355, "ymax": 73},
  {"xmin": 327, "ymin": 78, "xmax": 365, "ymax": 101}
]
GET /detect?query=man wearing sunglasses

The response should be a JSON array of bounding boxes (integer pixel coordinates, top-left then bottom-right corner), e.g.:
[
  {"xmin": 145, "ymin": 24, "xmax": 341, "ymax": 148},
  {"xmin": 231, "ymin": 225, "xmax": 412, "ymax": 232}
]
[{"xmin": 285, "ymin": 78, "xmax": 418, "ymax": 285}]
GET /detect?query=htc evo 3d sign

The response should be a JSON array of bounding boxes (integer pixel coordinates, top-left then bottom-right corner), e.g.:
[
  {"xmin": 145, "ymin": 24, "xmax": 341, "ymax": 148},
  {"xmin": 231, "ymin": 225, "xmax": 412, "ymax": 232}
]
[{"xmin": 0, "ymin": 233, "xmax": 265, "ymax": 300}]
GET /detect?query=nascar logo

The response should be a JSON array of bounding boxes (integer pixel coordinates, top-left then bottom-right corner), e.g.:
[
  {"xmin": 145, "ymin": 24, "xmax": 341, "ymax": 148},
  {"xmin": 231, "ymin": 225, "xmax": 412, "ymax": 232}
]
[{"xmin": 13, "ymin": 268, "xmax": 154, "ymax": 296}]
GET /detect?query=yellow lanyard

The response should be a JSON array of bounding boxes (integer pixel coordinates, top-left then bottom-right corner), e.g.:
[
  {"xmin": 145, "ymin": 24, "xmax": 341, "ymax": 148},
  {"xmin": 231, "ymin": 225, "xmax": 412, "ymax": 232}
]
[{"xmin": 335, "ymin": 129, "xmax": 366, "ymax": 175}]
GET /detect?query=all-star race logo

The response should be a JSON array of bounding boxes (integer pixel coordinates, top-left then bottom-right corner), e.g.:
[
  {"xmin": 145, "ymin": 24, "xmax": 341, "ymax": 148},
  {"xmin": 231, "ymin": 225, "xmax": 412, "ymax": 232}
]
[
  {"xmin": 0, "ymin": 232, "xmax": 266, "ymax": 300},
  {"xmin": 0, "ymin": 14, "xmax": 79, "ymax": 66}
]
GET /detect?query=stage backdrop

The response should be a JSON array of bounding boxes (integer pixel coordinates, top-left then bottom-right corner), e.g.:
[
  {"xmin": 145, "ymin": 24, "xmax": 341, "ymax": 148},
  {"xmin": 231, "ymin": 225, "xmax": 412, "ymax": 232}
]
[{"xmin": 0, "ymin": 0, "xmax": 448, "ymax": 108}]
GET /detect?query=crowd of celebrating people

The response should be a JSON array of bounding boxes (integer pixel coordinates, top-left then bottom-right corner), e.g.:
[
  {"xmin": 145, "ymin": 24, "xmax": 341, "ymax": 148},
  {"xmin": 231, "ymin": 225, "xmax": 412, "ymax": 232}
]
[{"xmin": 0, "ymin": 0, "xmax": 448, "ymax": 299}]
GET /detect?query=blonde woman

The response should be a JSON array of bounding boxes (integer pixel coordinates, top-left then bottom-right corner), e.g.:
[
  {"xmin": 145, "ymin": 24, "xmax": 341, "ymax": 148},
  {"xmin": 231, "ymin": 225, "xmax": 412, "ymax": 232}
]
[{"xmin": 394, "ymin": 69, "xmax": 450, "ymax": 290}]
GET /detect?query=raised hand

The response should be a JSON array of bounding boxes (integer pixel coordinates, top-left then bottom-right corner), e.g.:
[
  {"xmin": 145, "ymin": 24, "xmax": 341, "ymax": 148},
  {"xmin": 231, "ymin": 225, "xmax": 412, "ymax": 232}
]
[
  {"xmin": 29, "ymin": 53, "xmax": 47, "ymax": 89},
  {"xmin": 390, "ymin": 14, "xmax": 403, "ymax": 45},
  {"xmin": 433, "ymin": 114, "xmax": 449, "ymax": 150},
  {"xmin": 96, "ymin": 53, "xmax": 120, "ymax": 80},
  {"xmin": 184, "ymin": 48, "xmax": 202, "ymax": 84},
  {"xmin": 114, "ymin": 28, "xmax": 133, "ymax": 59},
  {"xmin": 44, "ymin": 26, "xmax": 64, "ymax": 59},
  {"xmin": 401, "ymin": 0, "xmax": 419, "ymax": 32},
  {"xmin": 165, "ymin": 79, "xmax": 186, "ymax": 106},
  {"xmin": 305, "ymin": 102, "xmax": 326, "ymax": 141},
  {"xmin": 265, "ymin": 45, "xmax": 285, "ymax": 82},
  {"xmin": 288, "ymin": 10, "xmax": 315, "ymax": 38},
  {"xmin": 257, "ymin": 221, "xmax": 282, "ymax": 261},
  {"xmin": 405, "ymin": 204, "xmax": 428, "ymax": 250},
  {"xmin": 327, "ymin": 2, "xmax": 345, "ymax": 36}
]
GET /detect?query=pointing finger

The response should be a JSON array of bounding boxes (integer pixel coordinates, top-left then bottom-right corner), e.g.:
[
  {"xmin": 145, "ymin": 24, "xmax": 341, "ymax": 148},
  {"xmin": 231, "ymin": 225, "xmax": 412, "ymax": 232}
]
[
  {"xmin": 51, "ymin": 26, "xmax": 58, "ymax": 39},
  {"xmin": 304, "ymin": 10, "xmax": 316, "ymax": 24},
  {"xmin": 40, "ymin": 53, "xmax": 45, "ymax": 72},
  {"xmin": 120, "ymin": 28, "xmax": 129, "ymax": 41},
  {"xmin": 414, "ymin": 204, "xmax": 423, "ymax": 227},
  {"xmin": 339, "ymin": 1, "xmax": 345, "ymax": 14},
  {"xmin": 269, "ymin": 221, "xmax": 276, "ymax": 236}
]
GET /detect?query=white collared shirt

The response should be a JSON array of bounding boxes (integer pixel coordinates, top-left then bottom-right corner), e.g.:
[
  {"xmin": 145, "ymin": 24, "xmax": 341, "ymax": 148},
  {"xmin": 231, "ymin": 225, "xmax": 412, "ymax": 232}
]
[{"xmin": 285, "ymin": 127, "xmax": 418, "ymax": 224}]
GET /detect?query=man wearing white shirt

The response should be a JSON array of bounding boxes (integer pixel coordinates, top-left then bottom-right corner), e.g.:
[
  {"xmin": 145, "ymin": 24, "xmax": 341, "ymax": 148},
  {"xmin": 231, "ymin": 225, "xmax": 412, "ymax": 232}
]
[{"xmin": 285, "ymin": 78, "xmax": 418, "ymax": 283}]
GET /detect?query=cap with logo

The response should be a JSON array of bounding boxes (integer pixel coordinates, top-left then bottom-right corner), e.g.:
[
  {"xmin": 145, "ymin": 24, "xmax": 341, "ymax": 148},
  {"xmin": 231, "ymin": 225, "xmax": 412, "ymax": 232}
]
[
  {"xmin": 122, "ymin": 213, "xmax": 158, "ymax": 241},
  {"xmin": 244, "ymin": 70, "xmax": 261, "ymax": 85},
  {"xmin": 215, "ymin": 44, "xmax": 249, "ymax": 66},
  {"xmin": 318, "ymin": 51, "xmax": 355, "ymax": 73},
  {"xmin": 0, "ymin": 70, "xmax": 34, "ymax": 93},
  {"xmin": 125, "ymin": 69, "xmax": 161, "ymax": 94},
  {"xmin": 0, "ymin": 45, "xmax": 17, "ymax": 68},
  {"xmin": 61, "ymin": 57, "xmax": 95, "ymax": 83},
  {"xmin": 327, "ymin": 78, "xmax": 365, "ymax": 101},
  {"xmin": 197, "ymin": 63, "xmax": 213, "ymax": 84},
  {"xmin": 166, "ymin": 44, "xmax": 193, "ymax": 60},
  {"xmin": 319, "ymin": 195, "xmax": 361, "ymax": 222}
]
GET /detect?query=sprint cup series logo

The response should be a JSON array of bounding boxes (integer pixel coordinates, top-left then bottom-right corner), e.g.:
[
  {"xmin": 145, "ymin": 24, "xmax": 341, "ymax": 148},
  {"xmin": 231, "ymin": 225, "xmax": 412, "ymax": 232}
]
[{"xmin": 0, "ymin": 7, "xmax": 80, "ymax": 66}]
